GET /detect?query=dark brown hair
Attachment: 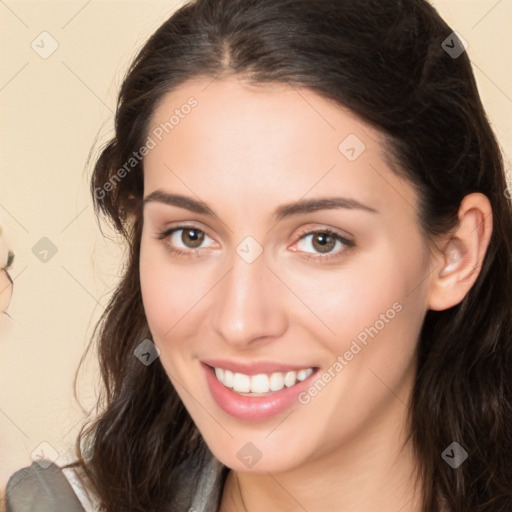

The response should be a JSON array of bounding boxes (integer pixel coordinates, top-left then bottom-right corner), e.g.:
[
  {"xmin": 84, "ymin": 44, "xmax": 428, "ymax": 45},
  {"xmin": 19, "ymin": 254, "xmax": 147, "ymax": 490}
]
[{"xmin": 68, "ymin": 0, "xmax": 512, "ymax": 510}]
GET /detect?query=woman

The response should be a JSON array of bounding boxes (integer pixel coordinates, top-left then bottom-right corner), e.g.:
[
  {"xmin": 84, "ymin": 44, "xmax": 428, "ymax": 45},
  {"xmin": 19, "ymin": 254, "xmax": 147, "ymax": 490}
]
[{"xmin": 6, "ymin": 0, "xmax": 512, "ymax": 511}]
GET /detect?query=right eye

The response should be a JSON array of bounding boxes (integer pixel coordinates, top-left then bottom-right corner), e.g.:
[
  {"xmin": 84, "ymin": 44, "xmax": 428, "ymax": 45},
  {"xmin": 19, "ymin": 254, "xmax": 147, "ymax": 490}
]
[{"xmin": 157, "ymin": 225, "xmax": 217, "ymax": 257}]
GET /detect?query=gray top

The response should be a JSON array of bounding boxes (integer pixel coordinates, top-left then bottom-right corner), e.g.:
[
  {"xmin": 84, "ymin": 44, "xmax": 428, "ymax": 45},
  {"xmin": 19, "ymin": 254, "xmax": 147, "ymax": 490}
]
[
  {"xmin": 5, "ymin": 453, "xmax": 228, "ymax": 512},
  {"xmin": 5, "ymin": 462, "xmax": 86, "ymax": 512}
]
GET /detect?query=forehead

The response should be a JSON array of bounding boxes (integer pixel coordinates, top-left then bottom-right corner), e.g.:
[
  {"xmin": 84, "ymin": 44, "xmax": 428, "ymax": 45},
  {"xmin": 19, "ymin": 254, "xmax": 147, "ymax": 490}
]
[
  {"xmin": 147, "ymin": 77, "xmax": 377, "ymax": 156},
  {"xmin": 143, "ymin": 77, "xmax": 417, "ymax": 218}
]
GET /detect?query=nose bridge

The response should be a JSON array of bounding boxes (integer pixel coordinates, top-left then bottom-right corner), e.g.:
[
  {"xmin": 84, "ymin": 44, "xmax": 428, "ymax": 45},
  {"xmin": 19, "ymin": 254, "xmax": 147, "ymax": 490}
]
[{"xmin": 211, "ymin": 241, "xmax": 287, "ymax": 347}]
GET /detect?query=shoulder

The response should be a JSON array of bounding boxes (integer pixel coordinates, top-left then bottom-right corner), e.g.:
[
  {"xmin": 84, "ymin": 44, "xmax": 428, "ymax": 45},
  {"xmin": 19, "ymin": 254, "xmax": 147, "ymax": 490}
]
[
  {"xmin": 5, "ymin": 453, "xmax": 226, "ymax": 512},
  {"xmin": 5, "ymin": 460, "xmax": 88, "ymax": 512}
]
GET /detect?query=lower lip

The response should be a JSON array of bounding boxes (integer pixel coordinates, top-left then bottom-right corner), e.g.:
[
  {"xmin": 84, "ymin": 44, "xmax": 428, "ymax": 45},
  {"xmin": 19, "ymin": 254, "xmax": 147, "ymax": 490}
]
[{"xmin": 202, "ymin": 363, "xmax": 319, "ymax": 422}]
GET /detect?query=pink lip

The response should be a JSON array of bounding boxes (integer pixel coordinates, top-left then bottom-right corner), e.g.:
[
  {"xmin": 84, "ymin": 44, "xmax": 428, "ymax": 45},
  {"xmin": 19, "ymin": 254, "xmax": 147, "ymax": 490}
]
[
  {"xmin": 201, "ymin": 362, "xmax": 319, "ymax": 422},
  {"xmin": 201, "ymin": 358, "xmax": 316, "ymax": 376}
]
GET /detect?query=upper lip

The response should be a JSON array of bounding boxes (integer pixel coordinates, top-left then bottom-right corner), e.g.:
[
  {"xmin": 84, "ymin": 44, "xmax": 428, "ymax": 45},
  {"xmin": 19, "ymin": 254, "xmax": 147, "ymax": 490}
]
[{"xmin": 201, "ymin": 358, "xmax": 318, "ymax": 376}]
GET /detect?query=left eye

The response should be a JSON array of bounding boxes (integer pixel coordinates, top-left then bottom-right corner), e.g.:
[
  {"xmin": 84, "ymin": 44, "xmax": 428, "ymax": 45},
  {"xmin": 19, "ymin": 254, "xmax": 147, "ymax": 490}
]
[{"xmin": 295, "ymin": 231, "xmax": 350, "ymax": 255}]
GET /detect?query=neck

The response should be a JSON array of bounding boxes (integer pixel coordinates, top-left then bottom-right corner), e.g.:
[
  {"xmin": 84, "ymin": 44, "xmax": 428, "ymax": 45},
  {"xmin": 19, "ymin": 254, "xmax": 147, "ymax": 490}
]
[{"xmin": 220, "ymin": 370, "xmax": 423, "ymax": 512}]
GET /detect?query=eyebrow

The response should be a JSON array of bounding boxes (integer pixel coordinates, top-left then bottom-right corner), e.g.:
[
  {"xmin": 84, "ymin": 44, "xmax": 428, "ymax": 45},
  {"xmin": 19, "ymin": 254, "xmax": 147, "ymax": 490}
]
[{"xmin": 143, "ymin": 190, "xmax": 378, "ymax": 221}]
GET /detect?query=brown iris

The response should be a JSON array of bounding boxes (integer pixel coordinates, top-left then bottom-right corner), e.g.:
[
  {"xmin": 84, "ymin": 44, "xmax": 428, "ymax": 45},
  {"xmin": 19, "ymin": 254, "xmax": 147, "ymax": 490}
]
[
  {"xmin": 311, "ymin": 232, "xmax": 336, "ymax": 253},
  {"xmin": 182, "ymin": 228, "xmax": 205, "ymax": 249}
]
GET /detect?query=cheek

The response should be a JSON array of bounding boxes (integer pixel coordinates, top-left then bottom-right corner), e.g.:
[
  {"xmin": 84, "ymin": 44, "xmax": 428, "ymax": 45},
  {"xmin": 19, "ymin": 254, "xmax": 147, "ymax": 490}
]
[
  {"xmin": 287, "ymin": 233, "xmax": 429, "ymax": 404},
  {"xmin": 139, "ymin": 238, "xmax": 216, "ymax": 354},
  {"xmin": 140, "ymin": 241, "xmax": 190, "ymax": 338},
  {"xmin": 304, "ymin": 241, "xmax": 427, "ymax": 404},
  {"xmin": 291, "ymin": 274, "xmax": 425, "ymax": 452},
  {"xmin": 286, "ymin": 247, "xmax": 424, "ymax": 354}
]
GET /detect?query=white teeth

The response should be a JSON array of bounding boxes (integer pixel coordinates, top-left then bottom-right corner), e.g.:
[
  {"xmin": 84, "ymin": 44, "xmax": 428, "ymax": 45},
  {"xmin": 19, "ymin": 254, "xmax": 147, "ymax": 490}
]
[
  {"xmin": 233, "ymin": 372, "xmax": 251, "ymax": 392},
  {"xmin": 297, "ymin": 368, "xmax": 313, "ymax": 381},
  {"xmin": 284, "ymin": 371, "xmax": 297, "ymax": 387},
  {"xmin": 269, "ymin": 372, "xmax": 284, "ymax": 391},
  {"xmin": 224, "ymin": 369, "xmax": 234, "ymax": 388},
  {"xmin": 251, "ymin": 374, "xmax": 270, "ymax": 393},
  {"xmin": 213, "ymin": 366, "xmax": 315, "ymax": 394}
]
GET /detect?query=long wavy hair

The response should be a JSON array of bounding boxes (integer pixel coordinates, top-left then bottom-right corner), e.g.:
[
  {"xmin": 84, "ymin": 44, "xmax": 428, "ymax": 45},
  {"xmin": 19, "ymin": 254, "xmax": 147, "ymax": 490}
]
[{"xmin": 67, "ymin": 0, "xmax": 512, "ymax": 510}]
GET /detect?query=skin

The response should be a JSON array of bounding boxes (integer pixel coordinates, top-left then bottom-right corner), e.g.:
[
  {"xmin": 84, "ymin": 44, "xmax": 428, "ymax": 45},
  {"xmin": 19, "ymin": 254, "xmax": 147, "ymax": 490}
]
[{"xmin": 139, "ymin": 76, "xmax": 492, "ymax": 512}]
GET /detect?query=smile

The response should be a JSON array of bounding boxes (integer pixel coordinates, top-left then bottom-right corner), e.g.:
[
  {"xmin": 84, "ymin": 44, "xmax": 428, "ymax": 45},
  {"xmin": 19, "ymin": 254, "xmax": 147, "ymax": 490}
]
[{"xmin": 202, "ymin": 361, "xmax": 320, "ymax": 421}]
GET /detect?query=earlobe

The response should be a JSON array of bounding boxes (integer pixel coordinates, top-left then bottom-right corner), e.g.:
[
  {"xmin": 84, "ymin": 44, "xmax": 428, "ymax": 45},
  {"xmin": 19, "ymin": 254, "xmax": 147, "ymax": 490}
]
[{"xmin": 427, "ymin": 193, "xmax": 493, "ymax": 311}]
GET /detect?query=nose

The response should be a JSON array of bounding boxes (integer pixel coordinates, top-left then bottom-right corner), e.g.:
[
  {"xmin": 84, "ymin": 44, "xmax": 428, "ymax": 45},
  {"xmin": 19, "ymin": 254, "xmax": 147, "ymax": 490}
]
[{"xmin": 211, "ymin": 246, "xmax": 288, "ymax": 350}]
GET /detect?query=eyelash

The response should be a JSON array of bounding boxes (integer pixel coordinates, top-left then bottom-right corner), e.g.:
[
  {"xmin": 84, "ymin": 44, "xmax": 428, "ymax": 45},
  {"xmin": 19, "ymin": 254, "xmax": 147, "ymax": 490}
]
[{"xmin": 156, "ymin": 225, "xmax": 355, "ymax": 264}]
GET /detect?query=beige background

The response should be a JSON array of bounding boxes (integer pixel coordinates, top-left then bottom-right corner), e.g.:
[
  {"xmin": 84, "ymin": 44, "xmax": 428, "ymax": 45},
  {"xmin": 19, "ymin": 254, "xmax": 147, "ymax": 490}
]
[{"xmin": 0, "ymin": 0, "xmax": 511, "ymax": 503}]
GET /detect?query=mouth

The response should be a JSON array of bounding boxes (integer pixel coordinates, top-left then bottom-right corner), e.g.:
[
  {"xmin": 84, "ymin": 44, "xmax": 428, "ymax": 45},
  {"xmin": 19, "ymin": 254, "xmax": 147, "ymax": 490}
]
[{"xmin": 201, "ymin": 361, "xmax": 320, "ymax": 421}]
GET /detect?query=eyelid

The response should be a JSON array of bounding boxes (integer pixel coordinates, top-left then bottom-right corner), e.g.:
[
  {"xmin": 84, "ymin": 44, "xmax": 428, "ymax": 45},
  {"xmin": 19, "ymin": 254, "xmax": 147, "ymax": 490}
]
[
  {"xmin": 293, "ymin": 224, "xmax": 354, "ymax": 244},
  {"xmin": 157, "ymin": 220, "xmax": 212, "ymax": 237},
  {"xmin": 157, "ymin": 223, "xmax": 217, "ymax": 245}
]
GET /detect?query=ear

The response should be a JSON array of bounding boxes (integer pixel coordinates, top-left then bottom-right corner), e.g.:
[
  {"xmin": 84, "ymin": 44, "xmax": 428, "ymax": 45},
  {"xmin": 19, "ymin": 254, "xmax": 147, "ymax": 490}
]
[{"xmin": 427, "ymin": 192, "xmax": 493, "ymax": 311}]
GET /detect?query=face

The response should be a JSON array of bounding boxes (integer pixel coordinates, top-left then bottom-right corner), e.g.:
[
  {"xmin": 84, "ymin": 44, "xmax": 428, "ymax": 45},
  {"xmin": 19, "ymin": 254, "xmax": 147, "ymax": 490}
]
[{"xmin": 139, "ymin": 77, "xmax": 434, "ymax": 474}]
